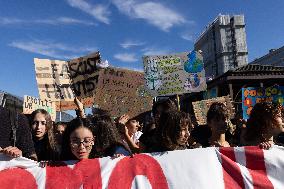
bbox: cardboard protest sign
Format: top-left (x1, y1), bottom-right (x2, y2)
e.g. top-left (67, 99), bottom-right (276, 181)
top-left (192, 95), bottom-right (235, 125)
top-left (23, 95), bottom-right (56, 121)
top-left (143, 51), bottom-right (207, 96)
top-left (242, 86), bottom-right (284, 119)
top-left (34, 58), bottom-right (74, 102)
top-left (34, 52), bottom-right (100, 111)
top-left (94, 67), bottom-right (152, 118)
top-left (68, 52), bottom-right (101, 98)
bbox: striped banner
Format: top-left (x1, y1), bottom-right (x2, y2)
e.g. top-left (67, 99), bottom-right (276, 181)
top-left (0, 146), bottom-right (283, 188)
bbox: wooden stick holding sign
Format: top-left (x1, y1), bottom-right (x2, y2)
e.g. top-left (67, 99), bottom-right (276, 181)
top-left (176, 94), bottom-right (180, 111)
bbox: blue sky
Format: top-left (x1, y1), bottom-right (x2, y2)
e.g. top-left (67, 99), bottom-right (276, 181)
top-left (0, 0), bottom-right (284, 98)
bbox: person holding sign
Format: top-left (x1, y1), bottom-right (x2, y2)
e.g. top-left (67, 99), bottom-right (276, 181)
top-left (30, 109), bottom-right (60, 161)
top-left (61, 118), bottom-right (95, 160)
top-left (207, 102), bottom-right (230, 147)
top-left (242, 102), bottom-right (284, 149)
top-left (117, 114), bottom-right (143, 153)
top-left (74, 97), bottom-right (86, 119)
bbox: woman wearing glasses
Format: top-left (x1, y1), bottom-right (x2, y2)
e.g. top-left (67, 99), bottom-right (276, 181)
top-left (30, 109), bottom-right (60, 161)
top-left (61, 118), bottom-right (95, 160)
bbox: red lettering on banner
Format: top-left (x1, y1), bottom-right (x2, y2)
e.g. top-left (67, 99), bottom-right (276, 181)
top-left (108, 154), bottom-right (169, 189)
top-left (220, 147), bottom-right (245, 189)
top-left (0, 168), bottom-right (37, 189)
top-left (244, 146), bottom-right (273, 189)
top-left (46, 159), bottom-right (102, 189)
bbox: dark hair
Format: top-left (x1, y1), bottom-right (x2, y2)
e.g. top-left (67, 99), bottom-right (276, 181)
top-left (244, 102), bottom-right (282, 142)
top-left (61, 118), bottom-right (94, 160)
top-left (92, 108), bottom-right (111, 120)
top-left (92, 116), bottom-right (131, 157)
top-left (207, 102), bottom-right (229, 123)
top-left (156, 110), bottom-right (191, 150)
top-left (55, 122), bottom-right (67, 128)
top-left (30, 109), bottom-right (59, 160)
top-left (152, 99), bottom-right (177, 117)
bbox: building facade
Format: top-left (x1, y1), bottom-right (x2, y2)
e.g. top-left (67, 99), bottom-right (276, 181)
top-left (206, 64), bottom-right (284, 112)
top-left (0, 90), bottom-right (23, 113)
top-left (195, 15), bottom-right (248, 78)
top-left (250, 46), bottom-right (284, 66)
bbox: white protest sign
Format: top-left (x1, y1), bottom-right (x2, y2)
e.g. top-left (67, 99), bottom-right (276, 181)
top-left (34, 58), bottom-right (74, 102)
top-left (143, 51), bottom-right (207, 96)
top-left (23, 95), bottom-right (56, 121)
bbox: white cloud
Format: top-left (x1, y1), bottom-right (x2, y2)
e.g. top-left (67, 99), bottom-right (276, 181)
top-left (0, 18), bottom-right (23, 25)
top-left (35, 17), bottom-right (96, 26)
top-left (120, 39), bottom-right (145, 49)
top-left (66, 0), bottom-right (111, 24)
top-left (9, 40), bottom-right (97, 60)
top-left (112, 0), bottom-right (186, 31)
top-left (114, 53), bottom-right (138, 62)
top-left (180, 33), bottom-right (194, 41)
top-left (141, 47), bottom-right (170, 56)
top-left (0, 17), bottom-right (95, 26)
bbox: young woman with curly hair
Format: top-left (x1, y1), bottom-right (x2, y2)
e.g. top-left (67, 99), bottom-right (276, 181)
top-left (149, 110), bottom-right (191, 152)
top-left (242, 102), bottom-right (283, 149)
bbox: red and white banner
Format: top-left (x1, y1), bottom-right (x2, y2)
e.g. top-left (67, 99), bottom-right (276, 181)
top-left (0, 146), bottom-right (284, 189)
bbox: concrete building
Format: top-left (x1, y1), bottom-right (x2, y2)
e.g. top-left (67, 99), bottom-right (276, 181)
top-left (0, 90), bottom-right (23, 113)
top-left (195, 14), bottom-right (248, 78)
top-left (250, 46), bottom-right (284, 66)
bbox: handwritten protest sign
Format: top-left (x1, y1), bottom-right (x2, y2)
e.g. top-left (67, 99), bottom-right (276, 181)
top-left (94, 67), bottom-right (152, 118)
top-left (68, 52), bottom-right (101, 98)
top-left (34, 58), bottom-right (74, 102)
top-left (23, 95), bottom-right (56, 121)
top-left (242, 86), bottom-right (284, 119)
top-left (143, 51), bottom-right (207, 96)
top-left (192, 95), bottom-right (235, 125)
top-left (34, 52), bottom-right (100, 111)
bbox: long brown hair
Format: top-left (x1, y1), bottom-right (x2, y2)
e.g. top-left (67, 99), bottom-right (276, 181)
top-left (30, 109), bottom-right (59, 160)
top-left (245, 102), bottom-right (282, 142)
top-left (92, 115), bottom-right (132, 157)
top-left (157, 110), bottom-right (191, 150)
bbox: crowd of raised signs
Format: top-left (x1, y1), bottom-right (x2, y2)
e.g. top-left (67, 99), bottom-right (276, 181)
top-left (0, 96), bottom-right (284, 163)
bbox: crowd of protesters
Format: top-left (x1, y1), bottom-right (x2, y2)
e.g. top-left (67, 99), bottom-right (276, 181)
top-left (0, 97), bottom-right (284, 163)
